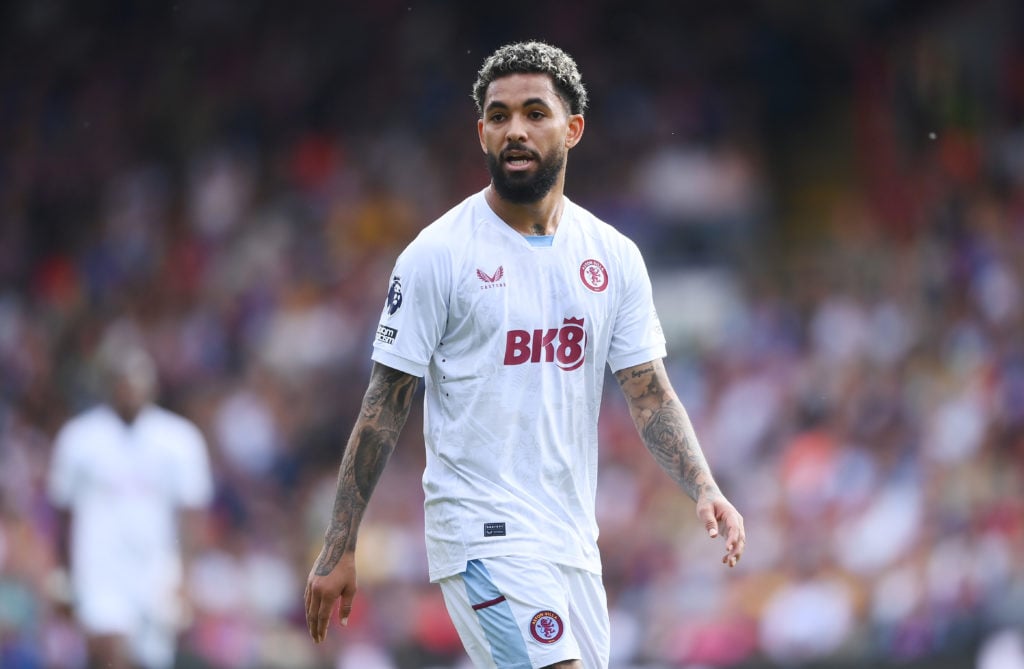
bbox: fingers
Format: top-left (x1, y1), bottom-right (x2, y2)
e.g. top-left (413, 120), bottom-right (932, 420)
top-left (315, 589), bottom-right (335, 642)
top-left (340, 591), bottom-right (353, 627)
top-left (305, 582), bottom-right (322, 642)
top-left (701, 499), bottom-right (746, 569)
top-left (304, 555), bottom-right (357, 643)
top-left (304, 581), bottom-right (311, 638)
top-left (305, 581), bottom-right (357, 643)
top-left (719, 510), bottom-right (746, 569)
top-left (305, 579), bottom-right (336, 643)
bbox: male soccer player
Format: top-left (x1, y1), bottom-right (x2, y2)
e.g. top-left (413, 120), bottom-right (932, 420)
top-left (48, 336), bottom-right (213, 669)
top-left (305, 41), bottom-right (745, 668)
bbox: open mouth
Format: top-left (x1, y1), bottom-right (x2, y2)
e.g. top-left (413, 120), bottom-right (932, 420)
top-left (502, 149), bottom-right (538, 170)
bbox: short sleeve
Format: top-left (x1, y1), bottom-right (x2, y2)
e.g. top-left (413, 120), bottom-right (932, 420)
top-left (607, 240), bottom-right (667, 372)
top-left (371, 234), bottom-right (451, 377)
top-left (47, 423), bottom-right (78, 508)
top-left (174, 420), bottom-right (214, 509)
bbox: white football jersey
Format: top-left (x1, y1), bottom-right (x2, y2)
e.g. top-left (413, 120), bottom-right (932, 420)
top-left (48, 404), bottom-right (214, 619)
top-left (372, 189), bottom-right (666, 581)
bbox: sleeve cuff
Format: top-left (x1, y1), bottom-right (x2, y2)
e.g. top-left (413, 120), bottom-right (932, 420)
top-left (371, 349), bottom-right (428, 378)
top-left (608, 345), bottom-right (667, 374)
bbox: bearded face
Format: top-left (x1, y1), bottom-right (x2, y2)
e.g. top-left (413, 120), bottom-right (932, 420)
top-left (485, 141), bottom-right (566, 205)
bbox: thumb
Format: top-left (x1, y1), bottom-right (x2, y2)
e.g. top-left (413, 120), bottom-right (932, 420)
top-left (698, 504), bottom-right (719, 538)
top-left (339, 593), bottom-right (354, 627)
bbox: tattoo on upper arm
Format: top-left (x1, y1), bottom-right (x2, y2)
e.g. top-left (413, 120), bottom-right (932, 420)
top-left (361, 365), bottom-right (417, 420)
top-left (616, 364), bottom-right (655, 386)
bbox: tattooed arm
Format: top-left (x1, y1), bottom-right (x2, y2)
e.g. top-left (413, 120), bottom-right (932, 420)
top-left (305, 363), bottom-right (419, 642)
top-left (615, 359), bottom-right (745, 567)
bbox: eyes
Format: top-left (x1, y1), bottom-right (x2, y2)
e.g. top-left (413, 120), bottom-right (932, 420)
top-left (487, 109), bottom-right (549, 124)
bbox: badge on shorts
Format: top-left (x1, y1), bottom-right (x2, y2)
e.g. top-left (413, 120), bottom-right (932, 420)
top-left (530, 610), bottom-right (564, 644)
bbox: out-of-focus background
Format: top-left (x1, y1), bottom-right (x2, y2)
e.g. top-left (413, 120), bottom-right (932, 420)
top-left (1, 1), bottom-right (1023, 667)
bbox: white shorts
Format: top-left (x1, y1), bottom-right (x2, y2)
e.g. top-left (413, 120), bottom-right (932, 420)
top-left (438, 556), bottom-right (610, 669)
top-left (75, 579), bottom-right (178, 669)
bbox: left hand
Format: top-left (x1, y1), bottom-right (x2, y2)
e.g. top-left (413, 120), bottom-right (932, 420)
top-left (696, 491), bottom-right (745, 568)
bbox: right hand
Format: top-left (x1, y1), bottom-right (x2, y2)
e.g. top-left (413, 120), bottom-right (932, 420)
top-left (304, 550), bottom-right (357, 643)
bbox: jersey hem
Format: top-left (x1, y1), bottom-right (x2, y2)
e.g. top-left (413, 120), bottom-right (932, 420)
top-left (428, 547), bottom-right (603, 583)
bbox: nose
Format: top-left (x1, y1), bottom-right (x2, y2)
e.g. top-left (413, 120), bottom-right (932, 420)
top-left (506, 114), bottom-right (528, 143)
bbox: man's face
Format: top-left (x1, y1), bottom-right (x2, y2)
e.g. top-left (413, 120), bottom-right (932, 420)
top-left (477, 73), bottom-right (584, 204)
top-left (107, 350), bottom-right (157, 421)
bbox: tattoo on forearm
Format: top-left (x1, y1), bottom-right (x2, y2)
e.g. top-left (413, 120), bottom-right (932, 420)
top-left (353, 425), bottom-right (395, 500)
top-left (616, 363), bottom-right (720, 502)
top-left (314, 366), bottom-right (417, 576)
top-left (643, 401), bottom-right (715, 499)
top-left (317, 487), bottom-right (360, 575)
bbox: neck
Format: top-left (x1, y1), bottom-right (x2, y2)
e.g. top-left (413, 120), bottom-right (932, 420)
top-left (112, 404), bottom-right (144, 425)
top-left (485, 184), bottom-right (565, 236)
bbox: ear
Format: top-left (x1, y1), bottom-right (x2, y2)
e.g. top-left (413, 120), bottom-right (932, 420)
top-left (477, 118), bottom-right (487, 153)
top-left (565, 114), bottom-right (585, 149)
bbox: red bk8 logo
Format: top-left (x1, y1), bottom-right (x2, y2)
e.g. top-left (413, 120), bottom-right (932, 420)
top-left (503, 317), bottom-right (587, 371)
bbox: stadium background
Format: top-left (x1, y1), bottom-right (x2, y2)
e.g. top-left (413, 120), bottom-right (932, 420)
top-left (1, 0), bottom-right (1023, 667)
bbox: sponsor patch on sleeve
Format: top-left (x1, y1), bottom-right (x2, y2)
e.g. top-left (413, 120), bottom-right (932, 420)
top-left (376, 324), bottom-right (397, 345)
top-left (385, 275), bottom-right (403, 317)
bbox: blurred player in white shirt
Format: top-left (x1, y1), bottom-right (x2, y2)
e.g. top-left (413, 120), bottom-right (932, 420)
top-left (48, 337), bottom-right (213, 669)
top-left (306, 41), bottom-right (745, 669)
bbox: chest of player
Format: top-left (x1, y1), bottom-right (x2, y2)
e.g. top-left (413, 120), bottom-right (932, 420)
top-left (78, 419), bottom-right (182, 500)
top-left (447, 241), bottom-right (618, 363)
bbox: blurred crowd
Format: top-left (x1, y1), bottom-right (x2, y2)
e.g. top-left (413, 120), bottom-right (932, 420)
top-left (1, 1), bottom-right (1023, 667)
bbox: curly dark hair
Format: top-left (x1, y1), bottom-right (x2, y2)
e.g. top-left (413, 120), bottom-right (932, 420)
top-left (472, 41), bottom-right (588, 117)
